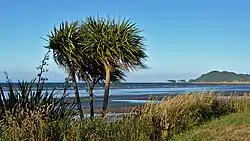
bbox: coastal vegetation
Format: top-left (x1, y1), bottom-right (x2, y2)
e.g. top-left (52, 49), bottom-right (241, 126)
top-left (45, 16), bottom-right (147, 118)
top-left (1, 15), bottom-right (250, 141)
top-left (190, 70), bottom-right (250, 83)
top-left (1, 55), bottom-right (250, 140)
top-left (173, 109), bottom-right (250, 141)
top-left (1, 75), bottom-right (250, 141)
top-left (1, 58), bottom-right (250, 140)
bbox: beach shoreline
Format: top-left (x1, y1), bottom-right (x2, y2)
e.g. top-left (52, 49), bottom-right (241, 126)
top-left (190, 82), bottom-right (250, 84)
top-left (79, 91), bottom-right (250, 114)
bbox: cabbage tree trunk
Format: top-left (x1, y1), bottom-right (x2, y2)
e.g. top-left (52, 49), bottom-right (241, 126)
top-left (69, 68), bottom-right (84, 119)
top-left (102, 65), bottom-right (111, 116)
top-left (89, 83), bottom-right (95, 119)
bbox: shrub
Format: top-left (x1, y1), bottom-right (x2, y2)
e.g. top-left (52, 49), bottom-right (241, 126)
top-left (0, 50), bottom-right (75, 121)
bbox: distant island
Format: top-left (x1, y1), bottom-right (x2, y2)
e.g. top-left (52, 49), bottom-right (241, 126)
top-left (189, 71), bottom-right (250, 84)
top-left (167, 80), bottom-right (187, 83)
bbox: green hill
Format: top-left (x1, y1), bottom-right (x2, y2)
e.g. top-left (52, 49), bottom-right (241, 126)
top-left (189, 71), bottom-right (250, 82)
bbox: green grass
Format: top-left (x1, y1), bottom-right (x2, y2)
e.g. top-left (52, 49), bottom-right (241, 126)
top-left (172, 109), bottom-right (250, 141)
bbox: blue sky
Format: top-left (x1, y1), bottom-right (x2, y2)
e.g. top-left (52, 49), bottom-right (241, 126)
top-left (0, 0), bottom-right (250, 82)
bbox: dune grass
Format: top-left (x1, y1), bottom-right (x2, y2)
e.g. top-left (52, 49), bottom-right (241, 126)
top-left (1, 92), bottom-right (250, 141)
top-left (172, 109), bottom-right (250, 141)
top-left (138, 93), bottom-right (250, 140)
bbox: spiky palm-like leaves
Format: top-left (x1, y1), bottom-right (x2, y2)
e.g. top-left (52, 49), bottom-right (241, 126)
top-left (45, 17), bottom-right (147, 118)
top-left (0, 51), bottom-right (74, 121)
top-left (46, 20), bottom-right (128, 119)
top-left (82, 16), bottom-right (148, 114)
top-left (45, 21), bottom-right (84, 118)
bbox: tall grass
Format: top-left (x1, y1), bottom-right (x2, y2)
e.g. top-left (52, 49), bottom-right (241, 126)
top-left (1, 91), bottom-right (250, 141)
top-left (139, 93), bottom-right (234, 140)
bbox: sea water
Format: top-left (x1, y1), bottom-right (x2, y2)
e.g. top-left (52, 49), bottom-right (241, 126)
top-left (2, 83), bottom-right (250, 107)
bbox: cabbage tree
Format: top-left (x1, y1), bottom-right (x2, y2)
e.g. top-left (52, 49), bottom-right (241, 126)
top-left (82, 16), bottom-right (148, 115)
top-left (45, 21), bottom-right (84, 118)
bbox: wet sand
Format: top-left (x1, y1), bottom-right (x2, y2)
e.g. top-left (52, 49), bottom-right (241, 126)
top-left (79, 91), bottom-right (250, 113)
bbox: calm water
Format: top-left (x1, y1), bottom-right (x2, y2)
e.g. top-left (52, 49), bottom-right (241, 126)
top-left (2, 83), bottom-right (250, 107)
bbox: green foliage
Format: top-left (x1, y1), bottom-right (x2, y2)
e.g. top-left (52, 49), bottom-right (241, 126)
top-left (190, 70), bottom-right (250, 82)
top-left (0, 50), bottom-right (75, 121)
top-left (45, 21), bottom-right (85, 118)
top-left (81, 16), bottom-right (148, 114)
top-left (45, 16), bottom-right (149, 117)
top-left (45, 20), bottom-right (129, 118)
top-left (81, 16), bottom-right (148, 70)
top-left (45, 21), bottom-right (82, 69)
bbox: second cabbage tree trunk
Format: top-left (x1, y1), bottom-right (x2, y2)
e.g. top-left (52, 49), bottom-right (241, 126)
top-left (69, 68), bottom-right (84, 119)
top-left (89, 83), bottom-right (95, 119)
top-left (102, 65), bottom-right (111, 116)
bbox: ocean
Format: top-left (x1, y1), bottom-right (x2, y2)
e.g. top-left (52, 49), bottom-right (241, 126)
top-left (2, 83), bottom-right (250, 110)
